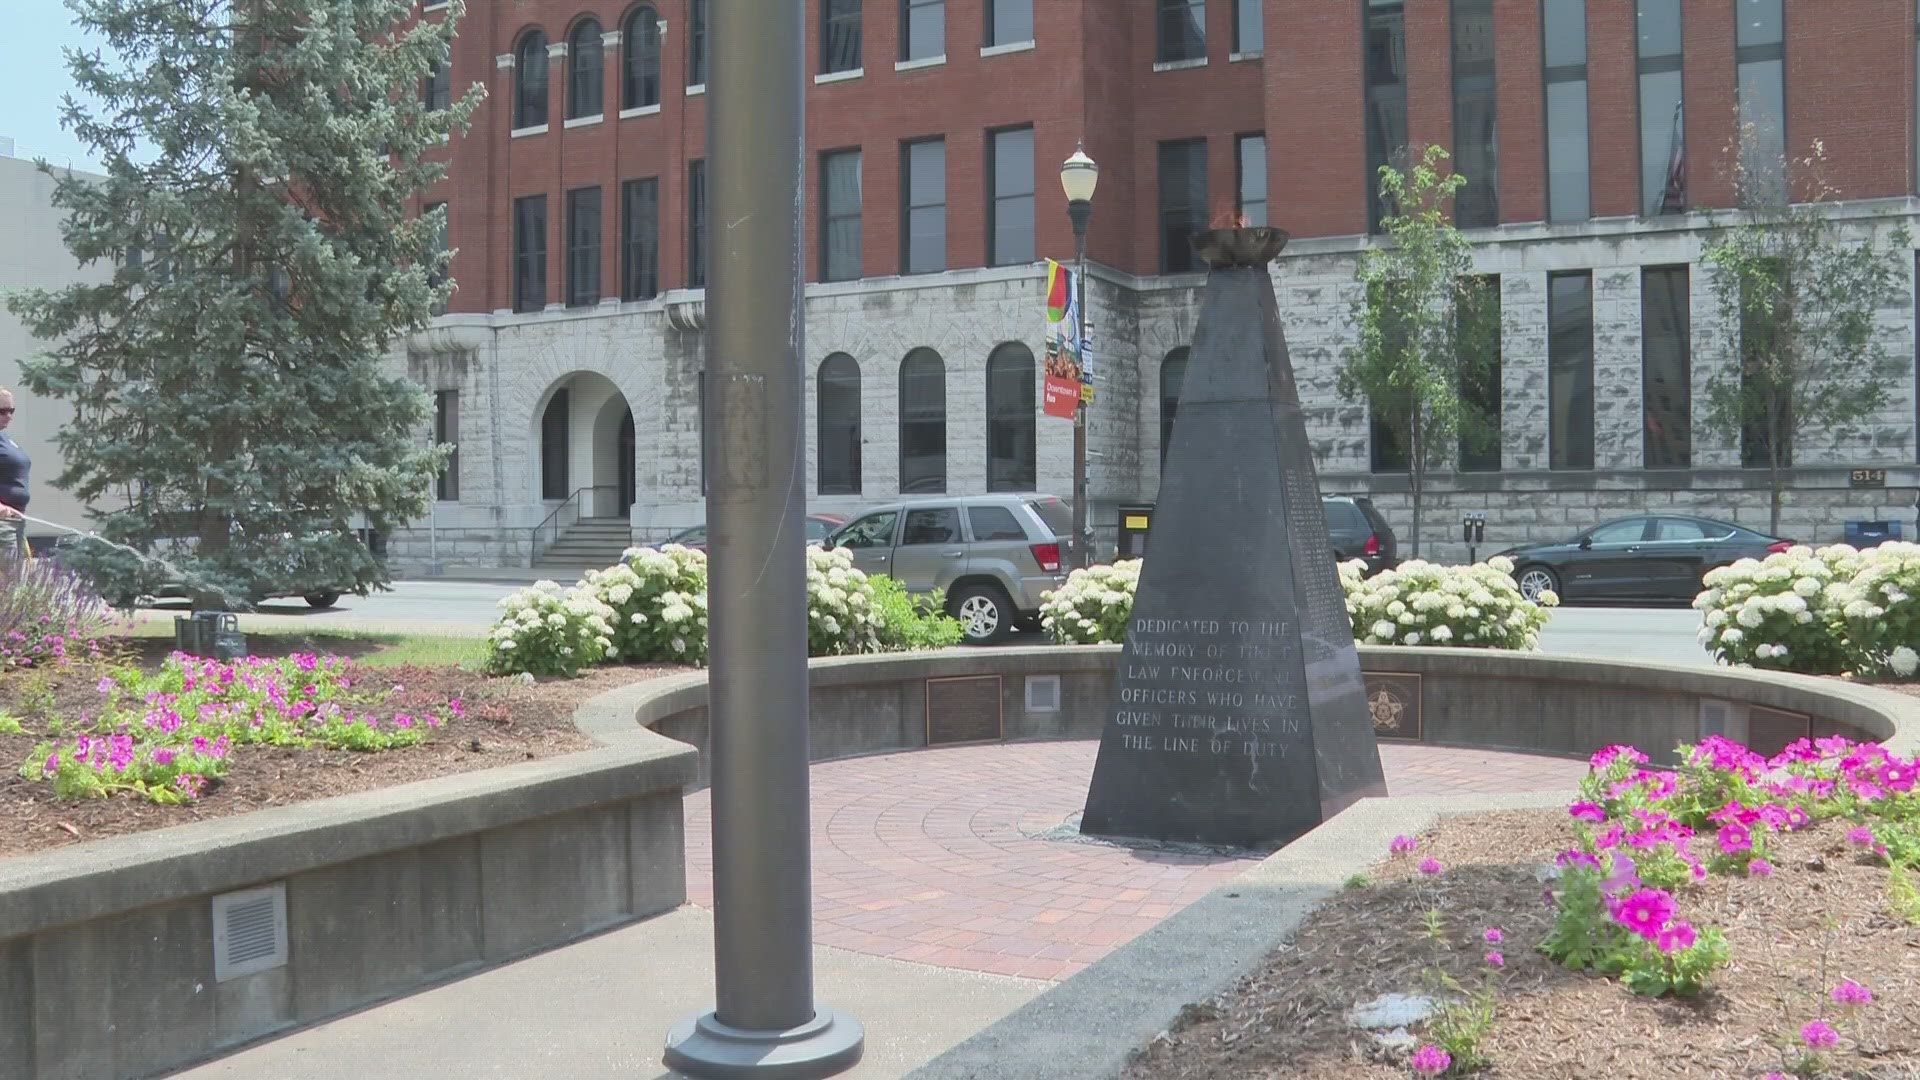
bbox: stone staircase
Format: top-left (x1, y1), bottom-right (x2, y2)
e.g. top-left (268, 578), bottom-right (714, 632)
top-left (533, 518), bottom-right (633, 570)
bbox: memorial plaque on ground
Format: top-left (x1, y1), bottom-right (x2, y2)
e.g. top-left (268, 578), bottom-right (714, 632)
top-left (926, 675), bottom-right (1004, 745)
top-left (1080, 227), bottom-right (1388, 850)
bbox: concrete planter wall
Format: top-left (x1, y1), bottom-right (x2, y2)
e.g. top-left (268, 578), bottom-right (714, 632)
top-left (0, 715), bottom-right (695, 1080)
top-left (635, 645), bottom-right (1919, 784)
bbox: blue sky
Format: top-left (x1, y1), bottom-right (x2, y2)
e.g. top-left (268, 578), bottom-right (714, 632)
top-left (3, 1), bottom-right (111, 170)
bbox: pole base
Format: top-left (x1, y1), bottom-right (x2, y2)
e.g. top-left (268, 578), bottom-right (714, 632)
top-left (663, 1007), bottom-right (865, 1079)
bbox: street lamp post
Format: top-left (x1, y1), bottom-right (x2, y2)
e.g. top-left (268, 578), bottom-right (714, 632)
top-left (662, 1), bottom-right (864, 1076)
top-left (1060, 145), bottom-right (1099, 569)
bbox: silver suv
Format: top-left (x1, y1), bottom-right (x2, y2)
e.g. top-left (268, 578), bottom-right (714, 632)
top-left (824, 494), bottom-right (1073, 644)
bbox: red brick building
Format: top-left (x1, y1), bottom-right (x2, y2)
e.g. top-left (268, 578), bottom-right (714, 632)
top-left (393, 0), bottom-right (1920, 576)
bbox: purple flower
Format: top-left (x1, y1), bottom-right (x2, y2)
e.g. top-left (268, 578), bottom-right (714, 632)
top-left (1848, 825), bottom-right (1876, 847)
top-left (96, 676), bottom-right (114, 694)
top-left (1601, 853), bottom-right (1641, 895)
top-left (1568, 801), bottom-right (1607, 823)
top-left (1555, 848), bottom-right (1601, 871)
top-left (1717, 823), bottom-right (1753, 855)
top-left (1390, 834), bottom-right (1418, 855)
top-left (1748, 858), bottom-right (1774, 878)
top-left (1831, 979), bottom-right (1873, 1007)
top-left (1484, 950), bottom-right (1504, 968)
top-left (1655, 920), bottom-right (1696, 955)
top-left (1417, 857), bottom-right (1444, 876)
top-left (1410, 1044), bottom-right (1451, 1077)
top-left (1482, 927), bottom-right (1504, 945)
top-left (1612, 888), bottom-right (1676, 941)
top-left (1801, 1020), bottom-right (1839, 1049)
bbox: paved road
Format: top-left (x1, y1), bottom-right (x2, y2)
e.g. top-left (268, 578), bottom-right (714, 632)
top-left (133, 577), bottom-right (1718, 665)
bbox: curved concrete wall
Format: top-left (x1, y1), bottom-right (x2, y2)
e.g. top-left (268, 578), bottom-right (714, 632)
top-left (636, 645), bottom-right (1920, 785)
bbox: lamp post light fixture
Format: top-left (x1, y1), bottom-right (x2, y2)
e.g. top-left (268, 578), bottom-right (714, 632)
top-left (1060, 144), bottom-right (1098, 569)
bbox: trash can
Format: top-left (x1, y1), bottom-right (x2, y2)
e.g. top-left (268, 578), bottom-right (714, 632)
top-left (1843, 520), bottom-right (1902, 548)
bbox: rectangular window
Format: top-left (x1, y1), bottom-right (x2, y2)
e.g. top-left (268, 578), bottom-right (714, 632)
top-left (565, 186), bottom-right (601, 308)
top-left (1548, 270), bottom-right (1595, 470)
top-left (1642, 265), bottom-right (1692, 469)
top-left (1736, 0), bottom-right (1785, 191)
top-left (1364, 0), bottom-right (1408, 232)
top-left (987, 126), bottom-right (1034, 266)
top-left (1158, 138), bottom-right (1208, 273)
top-left (1234, 0), bottom-right (1263, 53)
top-left (422, 61), bottom-right (450, 111)
top-left (512, 194), bottom-right (547, 313)
top-left (621, 178), bottom-right (659, 301)
top-left (902, 138), bottom-right (946, 274)
top-left (821, 149), bottom-right (863, 282)
top-left (1236, 134), bottom-right (1267, 227)
top-left (903, 0), bottom-right (944, 60)
top-left (689, 0), bottom-right (707, 86)
top-left (1451, 0), bottom-right (1499, 228)
top-left (687, 159), bottom-right (707, 289)
top-left (1543, 0), bottom-right (1590, 223)
top-left (1457, 275), bottom-right (1503, 472)
top-left (1157, 0), bottom-right (1207, 62)
top-left (434, 390), bottom-right (460, 501)
top-left (822, 0), bottom-right (863, 73)
top-left (986, 0), bottom-right (1033, 45)
top-left (424, 200), bottom-right (449, 315)
top-left (1637, 0), bottom-right (1685, 214)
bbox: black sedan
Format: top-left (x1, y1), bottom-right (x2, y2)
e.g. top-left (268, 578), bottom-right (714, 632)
top-left (1496, 514), bottom-right (1793, 603)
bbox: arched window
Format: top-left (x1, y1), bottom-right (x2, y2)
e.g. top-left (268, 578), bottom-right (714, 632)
top-left (567, 19), bottom-right (604, 120)
top-left (817, 353), bottom-right (862, 495)
top-left (985, 343), bottom-right (1036, 492)
top-left (1159, 346), bottom-right (1189, 467)
top-left (899, 348), bottom-right (946, 494)
top-left (513, 29), bottom-right (549, 129)
top-left (622, 6), bottom-right (663, 109)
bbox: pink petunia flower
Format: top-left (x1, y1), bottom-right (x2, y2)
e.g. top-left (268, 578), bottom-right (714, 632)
top-left (1847, 825), bottom-right (1876, 847)
top-left (1831, 979), bottom-right (1873, 1007)
top-left (1484, 950), bottom-right (1504, 968)
top-left (1612, 888), bottom-right (1676, 941)
top-left (1389, 834), bottom-right (1418, 855)
top-left (1801, 1020), bottom-right (1839, 1049)
top-left (1483, 927), bottom-right (1504, 944)
top-left (1417, 857), bottom-right (1444, 876)
top-left (1655, 920), bottom-right (1696, 955)
top-left (1568, 801), bottom-right (1607, 823)
top-left (1748, 858), bottom-right (1774, 878)
top-left (1409, 1044), bottom-right (1451, 1077)
top-left (1717, 823), bottom-right (1753, 855)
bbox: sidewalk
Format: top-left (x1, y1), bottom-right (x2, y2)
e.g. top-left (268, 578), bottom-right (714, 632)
top-left (393, 564), bottom-right (599, 586)
top-left (168, 905), bottom-right (1046, 1080)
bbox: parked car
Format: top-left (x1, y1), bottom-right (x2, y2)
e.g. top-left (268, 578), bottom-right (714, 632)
top-left (1494, 514), bottom-right (1794, 604)
top-left (1323, 495), bottom-right (1399, 576)
top-left (823, 494), bottom-right (1073, 645)
top-left (668, 513), bottom-right (847, 552)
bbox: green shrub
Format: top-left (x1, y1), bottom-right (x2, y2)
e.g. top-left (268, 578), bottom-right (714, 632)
top-left (870, 577), bottom-right (964, 651)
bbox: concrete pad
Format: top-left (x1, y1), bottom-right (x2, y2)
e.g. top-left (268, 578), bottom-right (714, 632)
top-left (167, 905), bottom-right (1046, 1080)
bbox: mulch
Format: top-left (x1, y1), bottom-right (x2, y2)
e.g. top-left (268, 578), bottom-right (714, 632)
top-left (0, 646), bottom-right (685, 860)
top-left (1123, 809), bottom-right (1920, 1080)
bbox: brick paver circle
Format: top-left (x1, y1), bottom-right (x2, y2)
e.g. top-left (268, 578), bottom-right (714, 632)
top-left (682, 740), bottom-right (1587, 982)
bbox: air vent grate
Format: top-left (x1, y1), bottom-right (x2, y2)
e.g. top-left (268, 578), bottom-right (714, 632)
top-left (212, 883), bottom-right (288, 983)
top-left (1698, 700), bottom-right (1733, 738)
top-left (1025, 675), bottom-right (1062, 713)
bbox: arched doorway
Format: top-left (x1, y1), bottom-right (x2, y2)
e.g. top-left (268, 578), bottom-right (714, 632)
top-left (533, 372), bottom-right (635, 519)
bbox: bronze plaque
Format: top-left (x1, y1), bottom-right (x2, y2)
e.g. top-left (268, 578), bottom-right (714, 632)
top-left (1362, 672), bottom-right (1423, 742)
top-left (926, 675), bottom-right (1004, 746)
top-left (1748, 704), bottom-right (1811, 759)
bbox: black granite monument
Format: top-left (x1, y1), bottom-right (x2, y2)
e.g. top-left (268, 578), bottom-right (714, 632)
top-left (1079, 226), bottom-right (1389, 850)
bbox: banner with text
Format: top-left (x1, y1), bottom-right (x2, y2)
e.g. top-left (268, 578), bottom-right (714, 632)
top-left (1044, 260), bottom-right (1084, 419)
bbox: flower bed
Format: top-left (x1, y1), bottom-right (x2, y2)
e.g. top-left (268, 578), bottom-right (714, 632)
top-left (1041, 557), bottom-right (1557, 650)
top-left (1696, 542), bottom-right (1920, 677)
top-left (1125, 734), bottom-right (1920, 1079)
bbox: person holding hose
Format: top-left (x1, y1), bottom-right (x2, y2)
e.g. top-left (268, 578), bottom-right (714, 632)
top-left (0, 388), bottom-right (32, 555)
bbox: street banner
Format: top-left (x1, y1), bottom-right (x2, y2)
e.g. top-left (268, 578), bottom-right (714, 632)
top-left (1043, 260), bottom-right (1081, 419)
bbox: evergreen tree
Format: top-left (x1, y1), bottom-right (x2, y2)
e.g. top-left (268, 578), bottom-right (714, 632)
top-left (6, 0), bottom-right (482, 606)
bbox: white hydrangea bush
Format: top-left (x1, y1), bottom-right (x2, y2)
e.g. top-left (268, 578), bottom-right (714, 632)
top-left (805, 546), bottom-right (886, 656)
top-left (1692, 545), bottom-right (1852, 674)
top-left (1344, 556), bottom-right (1557, 650)
top-left (1039, 560), bottom-right (1142, 644)
top-left (587, 544), bottom-right (711, 665)
top-left (484, 580), bottom-right (617, 678)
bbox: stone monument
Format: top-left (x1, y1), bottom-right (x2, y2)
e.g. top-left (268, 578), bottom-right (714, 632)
top-left (1079, 226), bottom-right (1389, 850)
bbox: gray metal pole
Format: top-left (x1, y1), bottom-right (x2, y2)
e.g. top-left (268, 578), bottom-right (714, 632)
top-left (1067, 201), bottom-right (1092, 569)
top-left (663, 0), bottom-right (863, 1075)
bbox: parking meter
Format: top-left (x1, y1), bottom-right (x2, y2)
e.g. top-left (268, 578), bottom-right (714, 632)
top-left (1461, 512), bottom-right (1487, 563)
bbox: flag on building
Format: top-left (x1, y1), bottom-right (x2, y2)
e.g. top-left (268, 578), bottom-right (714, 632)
top-left (1043, 259), bottom-right (1082, 419)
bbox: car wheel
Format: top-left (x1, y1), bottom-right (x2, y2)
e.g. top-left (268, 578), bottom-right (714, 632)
top-left (1515, 565), bottom-right (1560, 603)
top-left (950, 585), bottom-right (1014, 645)
top-left (304, 591), bottom-right (341, 610)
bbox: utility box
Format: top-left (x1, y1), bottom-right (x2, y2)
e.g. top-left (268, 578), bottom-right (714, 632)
top-left (1843, 520), bottom-right (1902, 548)
top-left (1117, 504), bottom-right (1154, 560)
top-left (174, 611), bottom-right (247, 660)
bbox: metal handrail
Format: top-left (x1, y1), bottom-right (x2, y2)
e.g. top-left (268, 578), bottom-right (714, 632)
top-left (530, 485), bottom-right (622, 562)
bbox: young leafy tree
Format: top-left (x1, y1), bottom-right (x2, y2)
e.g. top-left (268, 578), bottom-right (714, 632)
top-left (6, 0), bottom-right (482, 606)
top-left (1339, 144), bottom-right (1495, 558)
top-left (1701, 130), bottom-right (1912, 537)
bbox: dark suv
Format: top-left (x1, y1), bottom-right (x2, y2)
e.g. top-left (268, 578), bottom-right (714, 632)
top-left (1323, 495), bottom-right (1398, 576)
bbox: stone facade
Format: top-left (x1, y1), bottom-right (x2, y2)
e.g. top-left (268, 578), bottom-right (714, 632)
top-left (386, 202), bottom-right (1920, 574)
